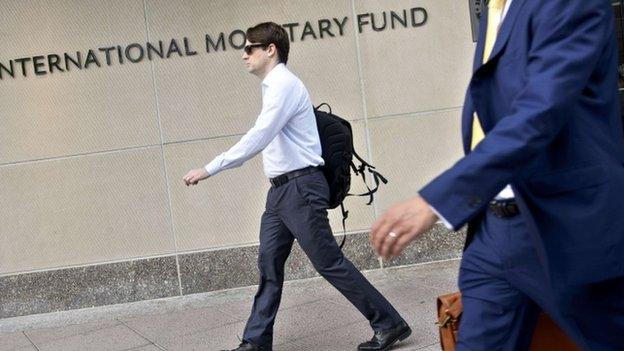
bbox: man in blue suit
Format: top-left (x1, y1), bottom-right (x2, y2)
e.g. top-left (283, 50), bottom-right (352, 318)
top-left (371, 0), bottom-right (624, 349)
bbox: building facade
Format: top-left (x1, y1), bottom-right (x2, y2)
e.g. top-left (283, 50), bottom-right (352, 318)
top-left (2, 0), bottom-right (621, 319)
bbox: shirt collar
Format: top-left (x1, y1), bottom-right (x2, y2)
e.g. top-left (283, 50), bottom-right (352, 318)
top-left (262, 63), bottom-right (286, 87)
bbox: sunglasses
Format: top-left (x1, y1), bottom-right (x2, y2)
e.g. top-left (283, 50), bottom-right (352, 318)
top-left (243, 43), bottom-right (267, 55)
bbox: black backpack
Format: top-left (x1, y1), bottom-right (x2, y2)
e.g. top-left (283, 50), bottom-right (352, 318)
top-left (314, 103), bottom-right (388, 247)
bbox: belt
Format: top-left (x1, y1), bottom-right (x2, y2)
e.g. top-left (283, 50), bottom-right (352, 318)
top-left (269, 166), bottom-right (318, 187)
top-left (488, 199), bottom-right (519, 218)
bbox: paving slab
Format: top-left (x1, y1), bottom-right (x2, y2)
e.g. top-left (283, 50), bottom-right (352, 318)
top-left (121, 306), bottom-right (242, 345)
top-left (0, 331), bottom-right (36, 351)
top-left (160, 320), bottom-right (246, 351)
top-left (23, 320), bottom-right (148, 351)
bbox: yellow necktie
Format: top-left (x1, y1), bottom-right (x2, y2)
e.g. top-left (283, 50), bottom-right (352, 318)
top-left (471, 0), bottom-right (507, 150)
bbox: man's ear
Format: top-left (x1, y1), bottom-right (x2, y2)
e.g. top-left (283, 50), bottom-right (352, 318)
top-left (267, 43), bottom-right (277, 58)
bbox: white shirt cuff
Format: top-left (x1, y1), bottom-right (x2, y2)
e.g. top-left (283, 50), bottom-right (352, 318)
top-left (204, 163), bottom-right (218, 177)
top-left (429, 205), bottom-right (454, 230)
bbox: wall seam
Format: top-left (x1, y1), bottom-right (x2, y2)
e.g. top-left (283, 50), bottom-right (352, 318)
top-left (349, 0), bottom-right (383, 269)
top-left (141, 0), bottom-right (184, 296)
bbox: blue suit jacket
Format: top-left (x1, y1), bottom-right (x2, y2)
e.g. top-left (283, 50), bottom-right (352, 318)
top-left (420, 0), bottom-right (624, 291)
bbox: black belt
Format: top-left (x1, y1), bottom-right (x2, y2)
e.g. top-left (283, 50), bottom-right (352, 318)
top-left (488, 199), bottom-right (520, 218)
top-left (269, 166), bottom-right (318, 187)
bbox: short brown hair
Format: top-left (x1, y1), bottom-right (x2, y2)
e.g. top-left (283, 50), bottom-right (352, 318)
top-left (246, 22), bottom-right (290, 64)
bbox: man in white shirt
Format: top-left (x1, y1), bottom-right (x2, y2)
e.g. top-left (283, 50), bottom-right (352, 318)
top-left (183, 22), bottom-right (409, 351)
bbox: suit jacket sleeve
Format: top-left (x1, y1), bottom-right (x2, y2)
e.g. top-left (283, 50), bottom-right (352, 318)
top-left (419, 0), bottom-right (611, 229)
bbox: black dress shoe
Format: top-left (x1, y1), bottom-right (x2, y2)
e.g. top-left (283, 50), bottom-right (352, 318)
top-left (358, 321), bottom-right (412, 351)
top-left (222, 341), bottom-right (263, 351)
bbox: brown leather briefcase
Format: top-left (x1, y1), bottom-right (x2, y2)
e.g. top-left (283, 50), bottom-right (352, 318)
top-left (436, 292), bottom-right (462, 351)
top-left (436, 292), bottom-right (581, 351)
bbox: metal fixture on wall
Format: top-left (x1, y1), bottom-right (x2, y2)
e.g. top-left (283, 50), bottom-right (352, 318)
top-left (468, 0), bottom-right (485, 42)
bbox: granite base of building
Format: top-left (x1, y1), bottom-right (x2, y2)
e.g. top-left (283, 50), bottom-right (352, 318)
top-left (0, 224), bottom-right (465, 319)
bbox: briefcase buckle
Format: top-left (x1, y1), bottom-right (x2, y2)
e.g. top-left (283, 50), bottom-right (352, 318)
top-left (436, 314), bottom-right (456, 329)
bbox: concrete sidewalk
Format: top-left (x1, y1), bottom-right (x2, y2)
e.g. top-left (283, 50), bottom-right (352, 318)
top-left (0, 259), bottom-right (460, 351)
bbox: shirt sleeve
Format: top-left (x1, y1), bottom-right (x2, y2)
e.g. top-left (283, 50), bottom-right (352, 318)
top-left (205, 82), bottom-right (298, 177)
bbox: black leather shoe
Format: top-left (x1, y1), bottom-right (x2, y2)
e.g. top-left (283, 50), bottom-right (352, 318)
top-left (222, 341), bottom-right (263, 351)
top-left (357, 321), bottom-right (412, 351)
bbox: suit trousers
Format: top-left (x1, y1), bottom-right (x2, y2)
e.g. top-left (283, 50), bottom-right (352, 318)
top-left (242, 170), bottom-right (403, 347)
top-left (457, 208), bottom-right (624, 351)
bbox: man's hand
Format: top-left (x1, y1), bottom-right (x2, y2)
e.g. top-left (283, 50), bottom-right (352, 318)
top-left (183, 168), bottom-right (210, 186)
top-left (371, 195), bottom-right (439, 258)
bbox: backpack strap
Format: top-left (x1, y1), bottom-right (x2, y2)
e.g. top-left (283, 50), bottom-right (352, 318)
top-left (348, 151), bottom-right (389, 205)
top-left (338, 202), bottom-right (348, 249)
top-left (351, 161), bottom-right (373, 202)
top-left (315, 103), bottom-right (332, 114)
top-left (337, 165), bottom-right (387, 250)
top-left (352, 150), bottom-right (367, 165)
top-left (350, 151), bottom-right (375, 204)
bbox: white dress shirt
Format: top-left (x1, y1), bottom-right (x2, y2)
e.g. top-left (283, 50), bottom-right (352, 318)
top-left (205, 63), bottom-right (324, 179)
top-left (503, 0), bottom-right (512, 20)
top-left (433, 0), bottom-right (514, 229)
top-left (494, 0), bottom-right (514, 200)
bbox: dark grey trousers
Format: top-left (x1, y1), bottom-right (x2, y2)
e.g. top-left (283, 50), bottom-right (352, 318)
top-left (242, 170), bottom-right (404, 347)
